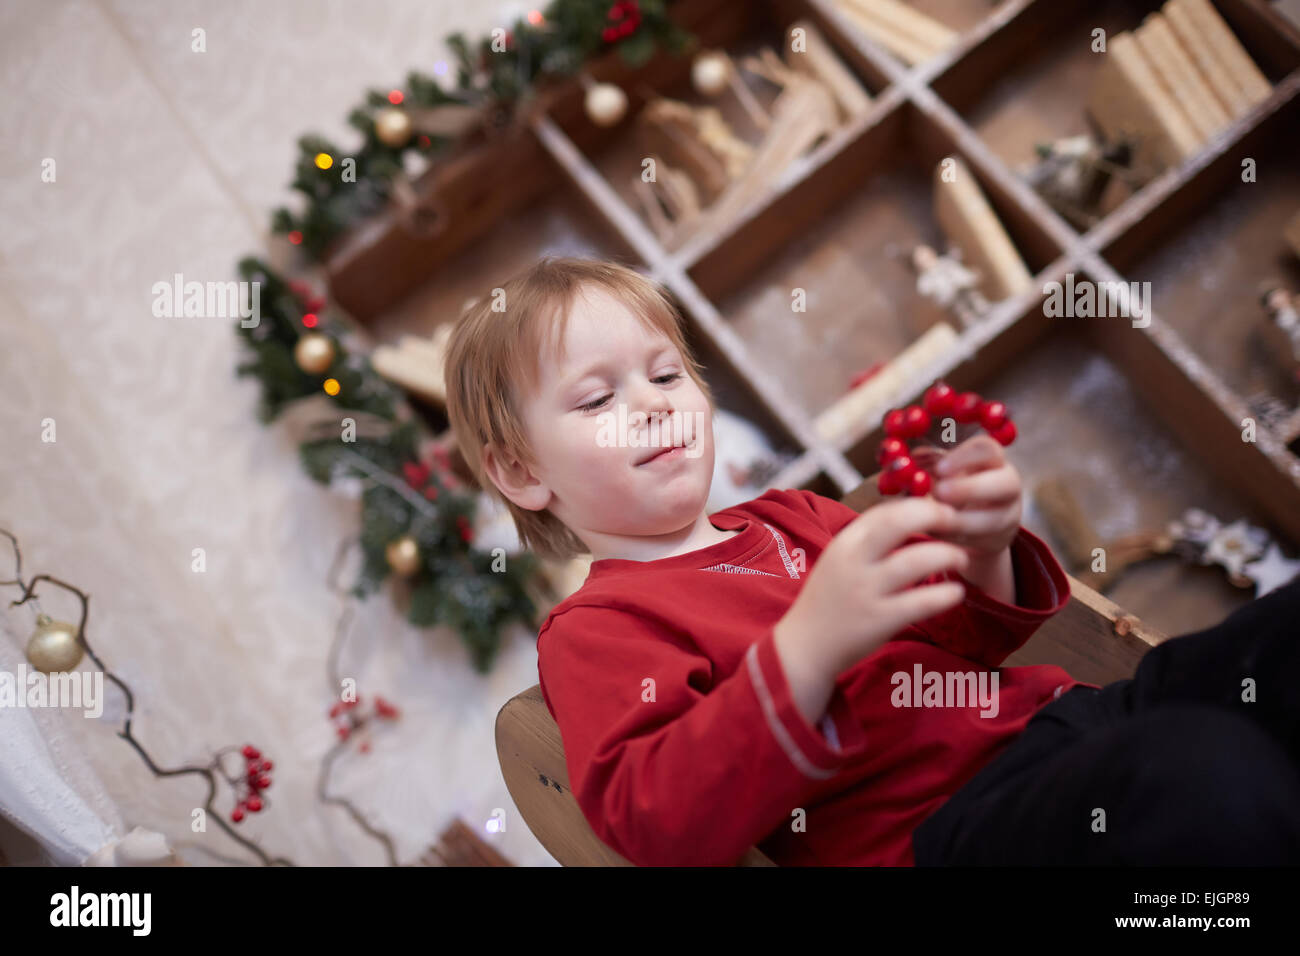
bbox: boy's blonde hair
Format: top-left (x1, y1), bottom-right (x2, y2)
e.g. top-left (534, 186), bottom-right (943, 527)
top-left (443, 256), bottom-right (715, 561)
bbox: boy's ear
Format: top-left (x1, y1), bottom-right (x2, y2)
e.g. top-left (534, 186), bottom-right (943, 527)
top-left (481, 442), bottom-right (550, 512)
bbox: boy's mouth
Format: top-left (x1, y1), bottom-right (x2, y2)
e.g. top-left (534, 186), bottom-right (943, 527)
top-left (635, 439), bottom-right (697, 466)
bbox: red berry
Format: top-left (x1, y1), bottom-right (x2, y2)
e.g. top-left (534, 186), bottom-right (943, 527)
top-left (884, 408), bottom-right (908, 437)
top-left (241, 745), bottom-right (260, 760)
top-left (877, 437), bottom-right (907, 464)
top-left (953, 392), bottom-right (982, 423)
top-left (923, 382), bottom-right (957, 417)
top-left (231, 807), bottom-right (245, 823)
top-left (258, 776), bottom-right (272, 790)
top-left (260, 760), bottom-right (273, 772)
top-left (990, 420), bottom-right (1017, 445)
top-left (246, 796), bottom-right (263, 813)
top-left (907, 470), bottom-right (933, 497)
top-left (602, 26), bottom-right (617, 41)
top-left (890, 455), bottom-right (917, 485)
top-left (902, 405), bottom-right (931, 438)
top-left (979, 401), bottom-right (1008, 431)
top-left (877, 470), bottom-right (899, 495)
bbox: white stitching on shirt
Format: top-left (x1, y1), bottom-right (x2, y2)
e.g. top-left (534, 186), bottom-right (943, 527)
top-left (746, 644), bottom-right (836, 780)
top-left (701, 562), bottom-right (780, 577)
top-left (763, 523), bottom-right (800, 579)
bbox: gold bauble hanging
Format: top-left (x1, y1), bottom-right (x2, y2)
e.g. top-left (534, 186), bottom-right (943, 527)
top-left (374, 106), bottom-right (414, 148)
top-left (385, 535), bottom-right (422, 577)
top-left (691, 51), bottom-right (730, 97)
top-left (294, 333), bottom-right (336, 375)
top-left (584, 83), bottom-right (628, 127)
top-left (26, 613), bottom-right (84, 674)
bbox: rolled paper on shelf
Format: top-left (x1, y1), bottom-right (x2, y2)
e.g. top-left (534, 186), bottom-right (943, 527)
top-left (1086, 31), bottom-right (1203, 173)
top-left (837, 0), bottom-right (956, 63)
top-left (833, 0), bottom-right (946, 66)
top-left (1162, 0), bottom-right (1249, 116)
top-left (1169, 0), bottom-right (1271, 107)
top-left (813, 321), bottom-right (959, 446)
top-left (1135, 13), bottom-right (1232, 141)
top-left (932, 155), bottom-right (1033, 301)
top-left (784, 19), bottom-right (873, 121)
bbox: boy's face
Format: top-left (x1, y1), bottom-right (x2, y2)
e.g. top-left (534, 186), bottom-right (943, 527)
top-left (497, 285), bottom-right (716, 545)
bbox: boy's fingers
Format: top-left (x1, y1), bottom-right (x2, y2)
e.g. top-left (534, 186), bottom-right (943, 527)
top-left (875, 581), bottom-right (967, 635)
top-left (852, 497), bottom-right (960, 560)
top-left (933, 468), bottom-right (1020, 506)
top-left (937, 504), bottom-right (1020, 538)
top-left (936, 434), bottom-right (1003, 476)
top-left (874, 541), bottom-right (970, 594)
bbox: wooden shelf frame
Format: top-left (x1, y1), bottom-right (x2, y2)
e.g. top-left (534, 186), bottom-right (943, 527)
top-left (520, 0), bottom-right (1300, 517)
top-left (325, 0), bottom-right (1300, 569)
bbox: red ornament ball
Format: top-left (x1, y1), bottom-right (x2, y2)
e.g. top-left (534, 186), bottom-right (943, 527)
top-left (906, 469), bottom-right (932, 497)
top-left (990, 420), bottom-right (1017, 445)
top-left (923, 382), bottom-right (957, 417)
top-left (979, 400), bottom-right (1009, 430)
top-left (952, 391), bottom-right (983, 423)
top-left (884, 408), bottom-right (908, 438)
top-left (877, 437), bottom-right (907, 464)
top-left (902, 405), bottom-right (931, 438)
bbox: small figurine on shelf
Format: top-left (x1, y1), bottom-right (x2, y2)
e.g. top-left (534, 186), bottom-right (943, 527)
top-left (1021, 134), bottom-right (1137, 230)
top-left (1259, 283), bottom-right (1300, 382)
top-left (1165, 507), bottom-right (1300, 595)
top-left (911, 244), bottom-right (990, 329)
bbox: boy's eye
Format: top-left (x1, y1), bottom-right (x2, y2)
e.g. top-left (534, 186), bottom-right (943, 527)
top-left (577, 373), bottom-right (681, 413)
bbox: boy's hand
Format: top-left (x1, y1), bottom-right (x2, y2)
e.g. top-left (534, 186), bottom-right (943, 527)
top-left (924, 435), bottom-right (1023, 556)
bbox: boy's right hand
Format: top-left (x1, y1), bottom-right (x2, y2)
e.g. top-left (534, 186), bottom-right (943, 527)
top-left (776, 496), bottom-right (971, 677)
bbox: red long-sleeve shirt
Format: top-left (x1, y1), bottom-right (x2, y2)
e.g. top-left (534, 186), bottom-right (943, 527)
top-left (535, 487), bottom-right (1094, 866)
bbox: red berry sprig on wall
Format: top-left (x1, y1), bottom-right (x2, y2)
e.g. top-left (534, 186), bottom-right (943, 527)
top-left (230, 745), bottom-right (274, 823)
top-left (328, 694), bottom-right (403, 754)
top-left (602, 1), bottom-right (642, 43)
top-left (876, 381), bottom-right (1017, 497)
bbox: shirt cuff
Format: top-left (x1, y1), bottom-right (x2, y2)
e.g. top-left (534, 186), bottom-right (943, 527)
top-left (961, 525), bottom-right (1071, 623)
top-left (747, 631), bottom-right (869, 780)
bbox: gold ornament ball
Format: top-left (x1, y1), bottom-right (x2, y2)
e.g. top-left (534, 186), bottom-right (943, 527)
top-left (374, 106), bottom-right (413, 148)
top-left (26, 614), bottom-right (84, 674)
top-left (691, 51), bottom-right (730, 97)
top-left (584, 83), bottom-right (628, 128)
top-left (294, 333), bottom-right (336, 375)
top-left (385, 535), bottom-right (422, 577)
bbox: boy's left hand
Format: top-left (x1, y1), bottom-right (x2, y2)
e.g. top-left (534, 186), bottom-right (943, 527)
top-left (922, 435), bottom-right (1022, 556)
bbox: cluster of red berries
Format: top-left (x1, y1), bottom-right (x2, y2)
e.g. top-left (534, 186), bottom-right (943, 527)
top-left (329, 695), bottom-right (401, 753)
top-left (876, 382), bottom-right (1017, 496)
top-left (602, 1), bottom-right (641, 42)
top-left (287, 278), bottom-right (327, 315)
top-left (230, 745), bottom-right (273, 822)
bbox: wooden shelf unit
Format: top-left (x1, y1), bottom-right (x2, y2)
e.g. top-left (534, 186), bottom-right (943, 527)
top-left (325, 0), bottom-right (1300, 636)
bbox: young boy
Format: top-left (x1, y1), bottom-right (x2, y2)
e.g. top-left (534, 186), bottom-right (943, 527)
top-left (445, 256), bottom-right (1300, 866)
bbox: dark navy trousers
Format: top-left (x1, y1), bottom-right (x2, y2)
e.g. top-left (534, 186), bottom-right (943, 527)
top-left (912, 577), bottom-right (1300, 865)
